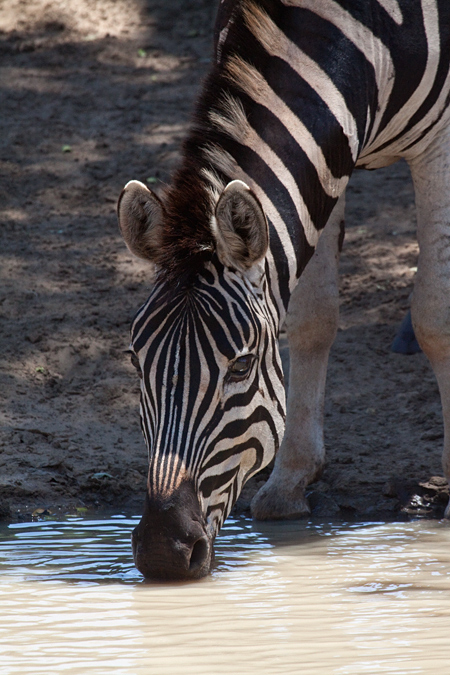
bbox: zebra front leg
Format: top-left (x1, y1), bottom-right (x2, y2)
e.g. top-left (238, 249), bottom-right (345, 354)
top-left (252, 196), bottom-right (345, 519)
top-left (408, 127), bottom-right (450, 517)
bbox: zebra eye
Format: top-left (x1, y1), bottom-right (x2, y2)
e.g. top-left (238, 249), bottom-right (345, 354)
top-left (129, 351), bottom-right (142, 379)
top-left (228, 354), bottom-right (255, 381)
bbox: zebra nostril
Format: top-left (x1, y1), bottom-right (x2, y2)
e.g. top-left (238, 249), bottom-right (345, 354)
top-left (188, 536), bottom-right (209, 572)
top-left (132, 485), bottom-right (213, 579)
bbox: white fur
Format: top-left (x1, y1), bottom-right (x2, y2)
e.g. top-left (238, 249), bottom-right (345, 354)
top-left (243, 2), bottom-right (359, 161)
top-left (225, 55), bottom-right (349, 198)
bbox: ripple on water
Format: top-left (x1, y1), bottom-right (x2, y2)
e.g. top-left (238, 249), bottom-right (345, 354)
top-left (1, 516), bottom-right (450, 674)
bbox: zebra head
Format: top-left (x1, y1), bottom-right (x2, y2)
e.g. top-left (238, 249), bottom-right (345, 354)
top-left (118, 178), bottom-right (286, 579)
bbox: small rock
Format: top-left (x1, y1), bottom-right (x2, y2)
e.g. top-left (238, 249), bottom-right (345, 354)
top-left (308, 491), bottom-right (340, 517)
top-left (32, 508), bottom-right (52, 518)
top-left (25, 332), bottom-right (42, 344)
top-left (419, 476), bottom-right (448, 492)
top-left (90, 472), bottom-right (113, 481)
top-left (428, 475), bottom-right (448, 487)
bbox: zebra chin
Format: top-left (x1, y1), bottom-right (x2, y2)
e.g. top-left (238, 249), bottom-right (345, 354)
top-left (131, 480), bottom-right (214, 580)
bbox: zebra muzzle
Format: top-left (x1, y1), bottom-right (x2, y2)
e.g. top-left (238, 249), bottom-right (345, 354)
top-left (131, 480), bottom-right (213, 580)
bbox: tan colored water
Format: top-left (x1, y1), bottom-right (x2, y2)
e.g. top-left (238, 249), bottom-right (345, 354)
top-left (0, 516), bottom-right (449, 674)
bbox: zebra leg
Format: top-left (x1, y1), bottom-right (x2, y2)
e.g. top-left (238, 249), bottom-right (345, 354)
top-left (252, 196), bottom-right (345, 519)
top-left (408, 126), bottom-right (450, 518)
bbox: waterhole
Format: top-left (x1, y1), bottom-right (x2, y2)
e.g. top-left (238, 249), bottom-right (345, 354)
top-left (1, 515), bottom-right (449, 674)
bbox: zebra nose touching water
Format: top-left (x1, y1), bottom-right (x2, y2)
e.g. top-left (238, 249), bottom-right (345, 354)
top-left (118, 0), bottom-right (450, 580)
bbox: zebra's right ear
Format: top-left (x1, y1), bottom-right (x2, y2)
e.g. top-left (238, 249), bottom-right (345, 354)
top-left (213, 180), bottom-right (268, 271)
top-left (117, 180), bottom-right (164, 261)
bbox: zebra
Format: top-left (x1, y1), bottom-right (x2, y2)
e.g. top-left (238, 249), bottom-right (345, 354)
top-left (118, 0), bottom-right (450, 579)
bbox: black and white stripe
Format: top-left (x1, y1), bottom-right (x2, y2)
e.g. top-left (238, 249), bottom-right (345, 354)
top-left (131, 261), bottom-right (285, 533)
top-left (209, 0), bottom-right (450, 309)
top-left (124, 0), bottom-right (450, 539)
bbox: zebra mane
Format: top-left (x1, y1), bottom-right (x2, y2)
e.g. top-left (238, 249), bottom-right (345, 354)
top-left (155, 157), bottom-right (217, 289)
top-left (155, 90), bottom-right (233, 289)
top-left (154, 0), bottom-right (276, 289)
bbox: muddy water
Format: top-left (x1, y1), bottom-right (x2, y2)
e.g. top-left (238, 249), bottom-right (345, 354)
top-left (0, 516), bottom-right (449, 674)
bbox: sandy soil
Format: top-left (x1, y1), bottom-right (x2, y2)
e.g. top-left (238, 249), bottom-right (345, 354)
top-left (1, 0), bottom-right (448, 522)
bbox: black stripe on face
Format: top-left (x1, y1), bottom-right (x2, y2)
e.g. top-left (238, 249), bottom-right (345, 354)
top-left (139, 310), bottom-right (180, 443)
top-left (147, 306), bottom-right (211, 473)
top-left (194, 311), bottom-right (239, 370)
top-left (202, 404), bottom-right (280, 466)
top-left (131, 283), bottom-right (171, 341)
top-left (221, 380), bottom-right (261, 415)
top-left (215, 272), bottom-right (265, 344)
top-left (260, 331), bottom-right (285, 417)
top-left (193, 268), bottom-right (265, 352)
top-left (137, 263), bottom-right (270, 456)
top-left (161, 315), bottom-right (191, 479)
top-left (151, 307), bottom-right (183, 403)
top-left (200, 466), bottom-right (239, 500)
top-left (135, 294), bottom-right (189, 468)
top-left (133, 290), bottom-right (185, 354)
top-left (193, 289), bottom-right (245, 359)
top-left (172, 305), bottom-right (223, 470)
top-left (205, 500), bottom-right (226, 521)
top-left (187, 307), bottom-right (263, 473)
top-left (140, 387), bottom-right (154, 447)
top-left (201, 437), bottom-right (265, 474)
top-left (179, 309), bottom-right (206, 447)
top-left (131, 253), bottom-right (283, 505)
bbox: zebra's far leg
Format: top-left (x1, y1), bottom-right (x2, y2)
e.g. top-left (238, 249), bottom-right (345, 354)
top-left (408, 126), bottom-right (450, 517)
top-left (252, 195), bottom-right (345, 519)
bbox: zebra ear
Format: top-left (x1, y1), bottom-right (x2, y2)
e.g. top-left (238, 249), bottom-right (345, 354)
top-left (214, 180), bottom-right (268, 270)
top-left (117, 180), bottom-right (164, 261)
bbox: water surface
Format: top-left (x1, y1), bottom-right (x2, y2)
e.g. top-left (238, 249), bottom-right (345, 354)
top-left (1, 515), bottom-right (449, 674)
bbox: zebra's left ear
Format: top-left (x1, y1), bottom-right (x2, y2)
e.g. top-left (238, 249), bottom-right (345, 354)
top-left (213, 180), bottom-right (268, 270)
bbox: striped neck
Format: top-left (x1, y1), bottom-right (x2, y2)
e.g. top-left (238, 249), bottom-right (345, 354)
top-left (162, 0), bottom-right (372, 314)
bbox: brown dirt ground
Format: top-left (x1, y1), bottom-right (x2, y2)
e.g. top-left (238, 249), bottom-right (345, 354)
top-left (1, 0), bottom-right (448, 522)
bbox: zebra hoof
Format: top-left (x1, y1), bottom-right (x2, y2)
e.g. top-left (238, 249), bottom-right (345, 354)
top-left (251, 480), bottom-right (311, 520)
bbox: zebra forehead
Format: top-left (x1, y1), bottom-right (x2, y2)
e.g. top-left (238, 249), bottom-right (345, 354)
top-left (131, 276), bottom-right (261, 357)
